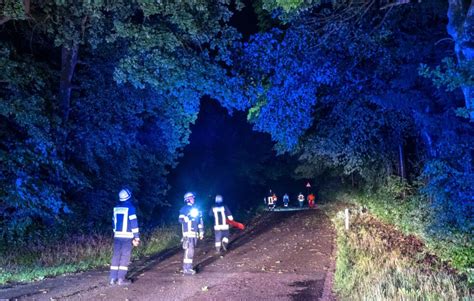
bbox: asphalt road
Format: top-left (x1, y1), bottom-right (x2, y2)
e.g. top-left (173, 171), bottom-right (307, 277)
top-left (0, 209), bottom-right (336, 301)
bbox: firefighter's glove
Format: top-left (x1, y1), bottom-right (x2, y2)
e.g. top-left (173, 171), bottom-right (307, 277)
top-left (199, 232), bottom-right (204, 240)
top-left (132, 238), bottom-right (140, 247)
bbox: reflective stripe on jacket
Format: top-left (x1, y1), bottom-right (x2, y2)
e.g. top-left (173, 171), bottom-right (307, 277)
top-left (113, 200), bottom-right (139, 239)
top-left (179, 204), bottom-right (204, 237)
top-left (209, 205), bottom-right (233, 230)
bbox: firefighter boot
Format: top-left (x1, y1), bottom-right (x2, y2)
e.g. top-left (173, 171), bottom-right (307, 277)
top-left (183, 268), bottom-right (196, 275)
top-left (109, 278), bottom-right (117, 286)
top-left (117, 278), bottom-right (132, 285)
top-left (221, 237), bottom-right (229, 252)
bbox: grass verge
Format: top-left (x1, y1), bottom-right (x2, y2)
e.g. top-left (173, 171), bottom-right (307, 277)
top-left (321, 201), bottom-right (473, 300)
top-left (0, 226), bottom-right (181, 285)
top-left (0, 205), bottom-right (263, 286)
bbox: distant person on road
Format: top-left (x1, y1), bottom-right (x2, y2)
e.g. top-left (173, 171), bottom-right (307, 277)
top-left (179, 192), bottom-right (204, 275)
top-left (283, 193), bottom-right (289, 207)
top-left (298, 192), bottom-right (305, 208)
top-left (273, 193), bottom-right (278, 207)
top-left (266, 189), bottom-right (276, 211)
top-left (110, 188), bottom-right (140, 286)
top-left (308, 193), bottom-right (316, 208)
top-left (209, 195), bottom-right (234, 254)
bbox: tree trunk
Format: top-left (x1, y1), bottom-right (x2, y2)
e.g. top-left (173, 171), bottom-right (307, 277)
top-left (59, 45), bottom-right (79, 126)
top-left (52, 44), bottom-right (78, 192)
top-left (56, 43), bottom-right (79, 189)
top-left (422, 129), bottom-right (434, 158)
top-left (398, 144), bottom-right (406, 179)
top-left (447, 0), bottom-right (474, 121)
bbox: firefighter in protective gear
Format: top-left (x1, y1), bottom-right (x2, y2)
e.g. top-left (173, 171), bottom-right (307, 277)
top-left (179, 192), bottom-right (204, 275)
top-left (308, 192), bottom-right (316, 208)
top-left (298, 192), bottom-right (305, 208)
top-left (209, 195), bottom-right (233, 254)
top-left (266, 189), bottom-right (276, 211)
top-left (110, 188), bottom-right (140, 286)
top-left (283, 193), bottom-right (289, 207)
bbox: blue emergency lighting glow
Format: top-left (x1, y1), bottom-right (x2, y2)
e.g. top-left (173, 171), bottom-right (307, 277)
top-left (190, 208), bottom-right (199, 218)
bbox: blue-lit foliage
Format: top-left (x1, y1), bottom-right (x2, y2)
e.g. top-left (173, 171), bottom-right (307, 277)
top-left (238, 28), bottom-right (336, 152)
top-left (0, 42), bottom-right (69, 239)
top-left (0, 0), bottom-right (472, 245)
top-left (0, 0), bottom-right (250, 241)
top-left (248, 1), bottom-right (473, 232)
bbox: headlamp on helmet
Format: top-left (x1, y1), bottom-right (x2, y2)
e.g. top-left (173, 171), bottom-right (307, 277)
top-left (189, 208), bottom-right (199, 218)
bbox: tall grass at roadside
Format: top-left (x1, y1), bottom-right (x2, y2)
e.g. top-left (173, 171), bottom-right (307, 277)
top-left (319, 178), bottom-right (473, 284)
top-left (351, 178), bottom-right (473, 284)
top-left (0, 226), bottom-right (181, 285)
top-left (322, 203), bottom-right (472, 300)
top-left (0, 204), bottom-right (263, 286)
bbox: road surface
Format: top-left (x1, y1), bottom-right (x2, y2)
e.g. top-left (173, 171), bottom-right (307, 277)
top-left (1, 209), bottom-right (336, 301)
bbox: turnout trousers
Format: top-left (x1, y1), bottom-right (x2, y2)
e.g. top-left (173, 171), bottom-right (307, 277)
top-left (214, 229), bottom-right (230, 251)
top-left (110, 238), bottom-right (133, 280)
top-left (182, 237), bottom-right (197, 271)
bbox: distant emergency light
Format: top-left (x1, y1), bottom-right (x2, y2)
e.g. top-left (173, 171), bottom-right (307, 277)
top-left (190, 208), bottom-right (199, 218)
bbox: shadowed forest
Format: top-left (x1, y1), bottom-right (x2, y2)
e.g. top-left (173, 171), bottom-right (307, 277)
top-left (0, 0), bottom-right (472, 297)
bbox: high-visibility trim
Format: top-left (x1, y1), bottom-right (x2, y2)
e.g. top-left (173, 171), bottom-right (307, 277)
top-left (129, 214), bottom-right (137, 220)
top-left (227, 215), bottom-right (234, 221)
top-left (215, 242), bottom-right (221, 247)
top-left (187, 220), bottom-right (192, 231)
top-left (198, 224), bottom-right (204, 228)
top-left (214, 224), bottom-right (230, 230)
top-left (114, 231), bottom-right (134, 238)
top-left (114, 207), bottom-right (129, 232)
top-left (110, 266), bottom-right (119, 270)
top-left (131, 228), bottom-right (139, 233)
top-left (183, 231), bottom-right (197, 237)
top-left (222, 237), bottom-right (229, 243)
top-left (118, 266), bottom-right (128, 271)
top-left (183, 258), bottom-right (193, 263)
top-left (179, 214), bottom-right (190, 223)
top-left (213, 206), bottom-right (228, 228)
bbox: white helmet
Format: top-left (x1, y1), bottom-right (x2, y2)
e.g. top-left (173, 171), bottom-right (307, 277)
top-left (215, 195), bottom-right (223, 203)
top-left (184, 192), bottom-right (195, 203)
top-left (119, 188), bottom-right (131, 202)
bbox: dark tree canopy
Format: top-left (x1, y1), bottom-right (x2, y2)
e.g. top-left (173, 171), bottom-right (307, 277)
top-left (0, 0), bottom-right (472, 242)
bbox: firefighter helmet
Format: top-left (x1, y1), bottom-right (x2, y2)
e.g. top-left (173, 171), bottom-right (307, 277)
top-left (119, 188), bottom-right (131, 202)
top-left (215, 195), bottom-right (223, 203)
top-left (184, 192), bottom-right (195, 203)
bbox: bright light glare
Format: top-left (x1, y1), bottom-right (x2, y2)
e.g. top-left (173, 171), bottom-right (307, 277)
top-left (190, 208), bottom-right (199, 218)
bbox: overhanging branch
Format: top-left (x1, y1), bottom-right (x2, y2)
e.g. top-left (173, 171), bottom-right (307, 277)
top-left (380, 0), bottom-right (421, 10)
top-left (0, 0), bottom-right (31, 26)
top-left (0, 16), bottom-right (12, 25)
